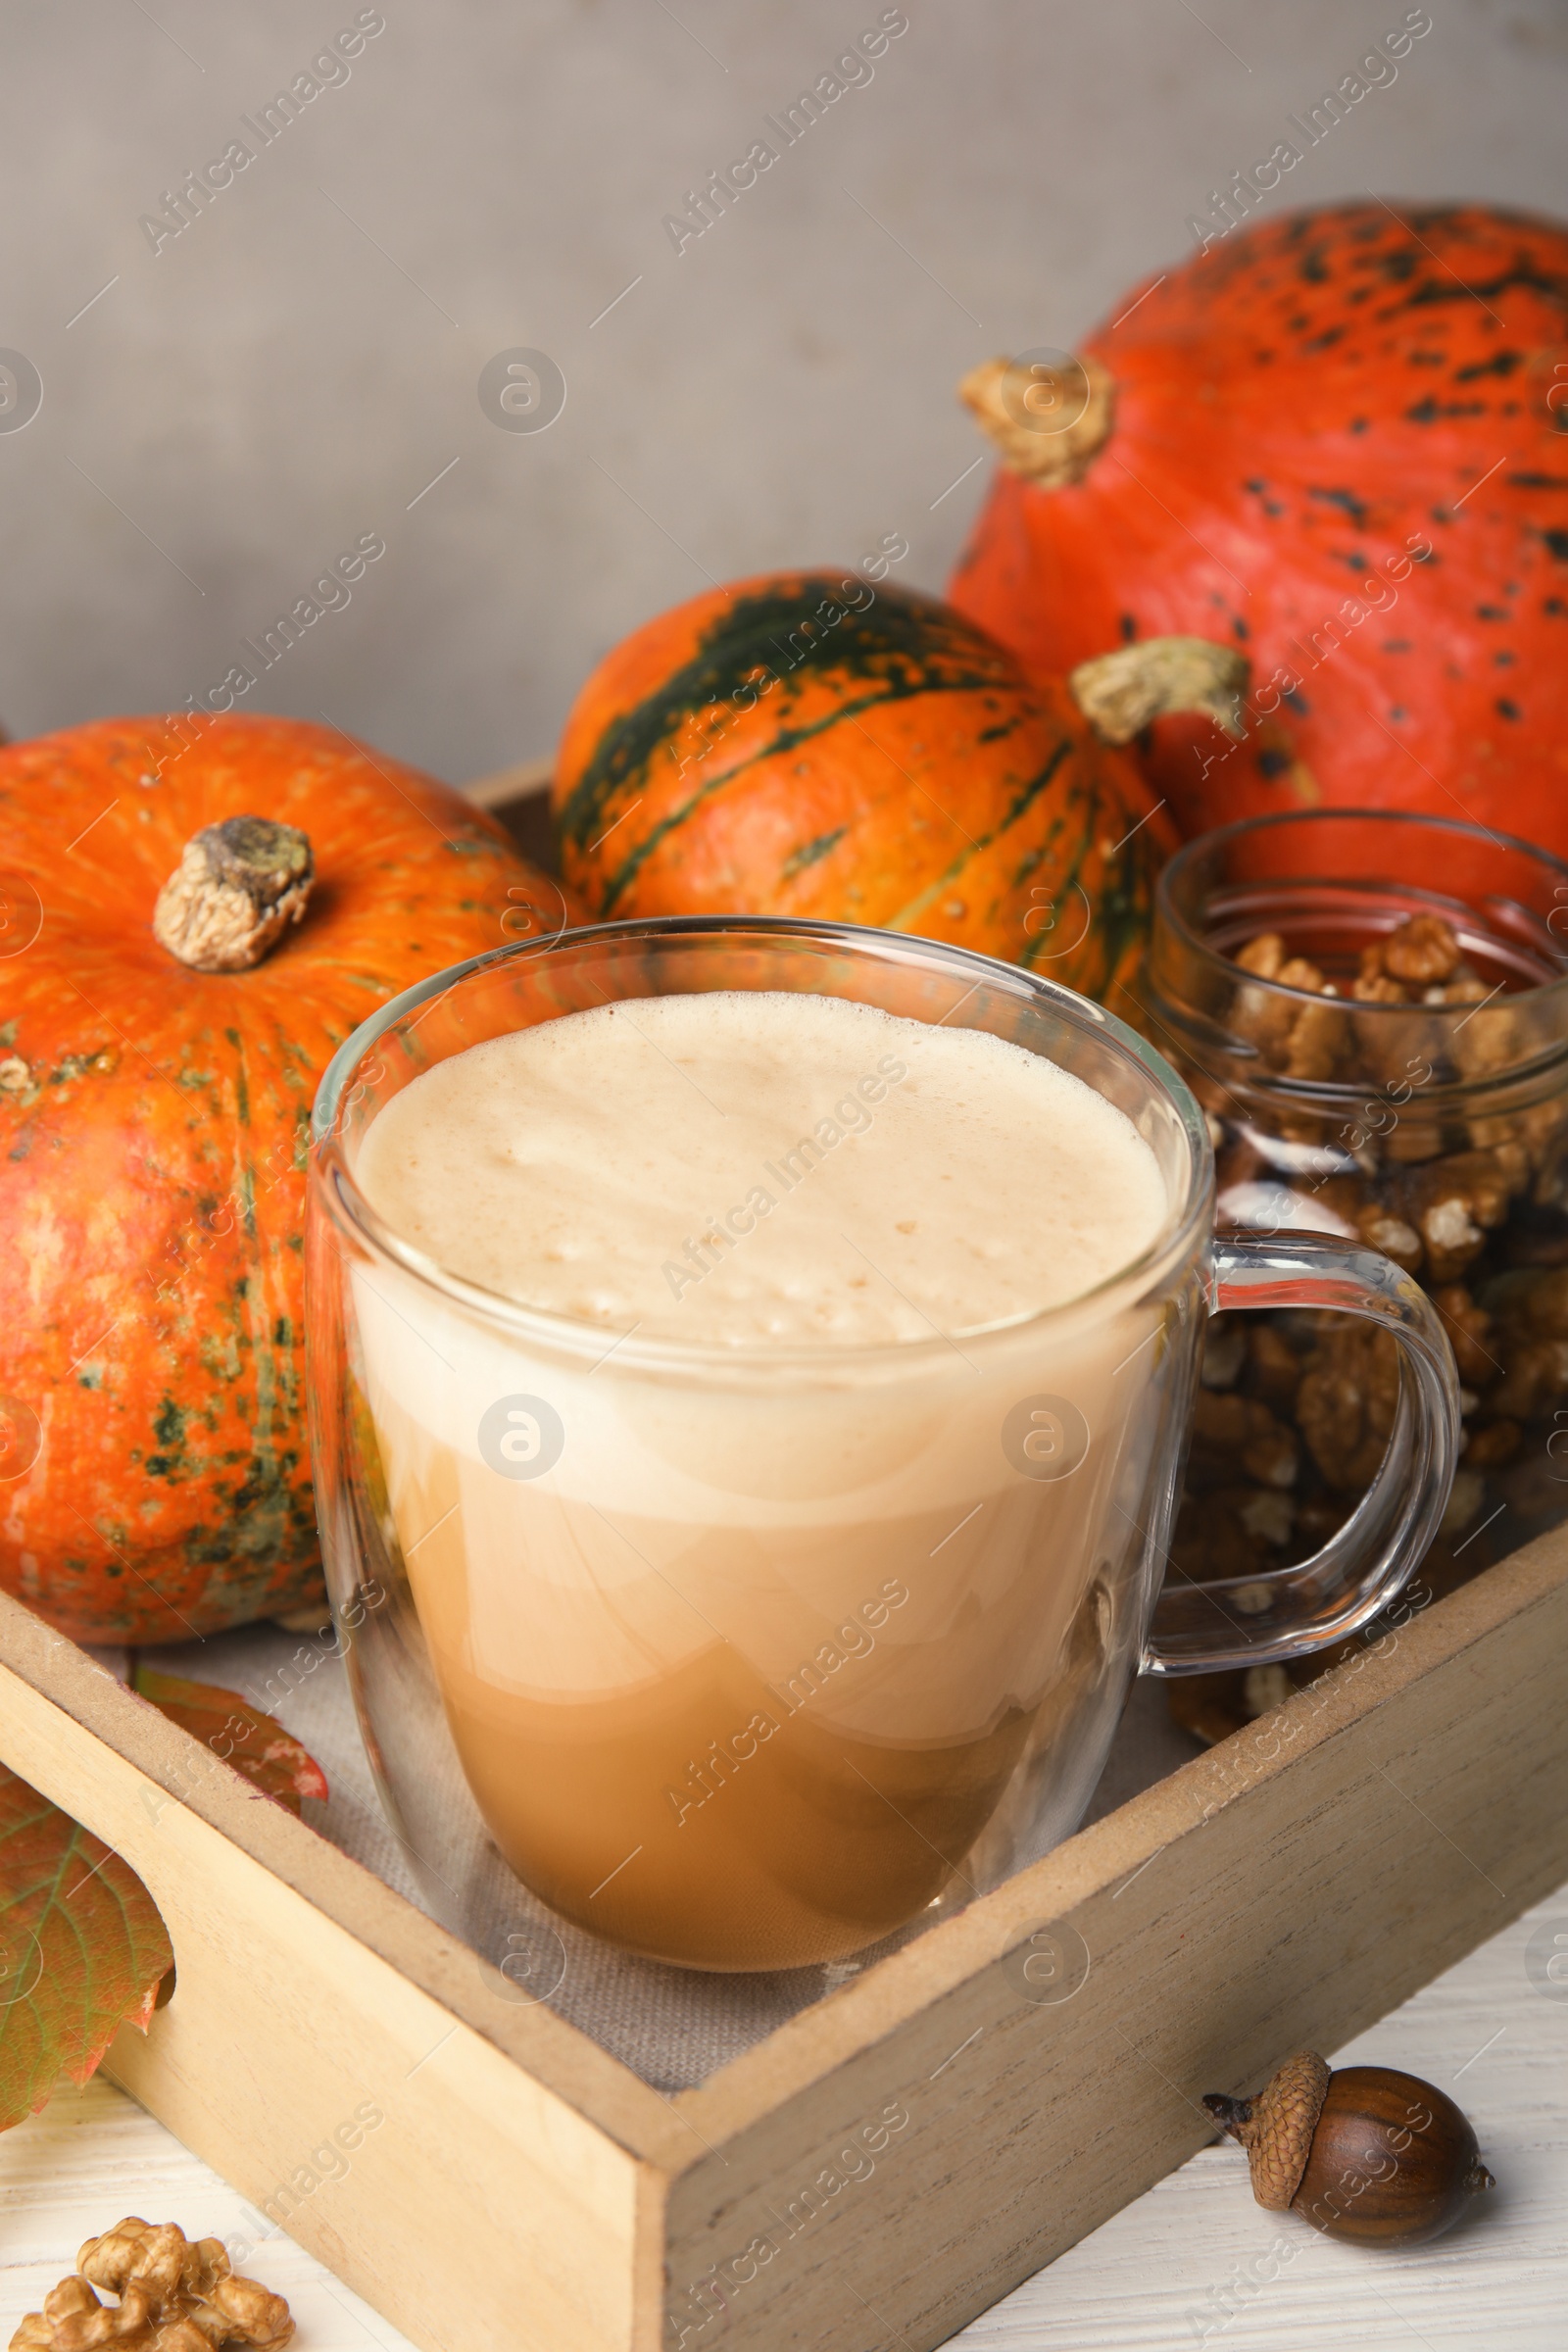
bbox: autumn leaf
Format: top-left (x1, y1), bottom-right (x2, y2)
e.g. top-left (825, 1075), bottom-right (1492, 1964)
top-left (0, 1763), bottom-right (174, 2134)
top-left (0, 1673), bottom-right (328, 2135)
top-left (131, 1668), bottom-right (329, 1815)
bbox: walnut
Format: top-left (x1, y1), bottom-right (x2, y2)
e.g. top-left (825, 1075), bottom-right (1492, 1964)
top-left (1230, 933), bottom-right (1349, 1076)
top-left (1351, 939), bottom-right (1412, 1006)
top-left (1382, 912), bottom-right (1462, 985)
top-left (1485, 1336), bottom-right (1568, 1422)
top-left (1451, 995), bottom-right (1520, 1083)
top-left (1441, 1468), bottom-right (1487, 1537)
top-left (1396, 1152), bottom-right (1513, 1284)
top-left (78, 2221), bottom-right (215, 2308)
top-left (193, 2280), bottom-right (294, 2349)
top-left (1348, 917), bottom-right (1467, 1003)
top-left (1486, 1139), bottom-right (1533, 1199)
top-left (1191, 1389), bottom-right (1298, 1489)
top-left (1232, 978), bottom-right (1298, 1055)
top-left (1352, 967), bottom-right (1409, 1004)
top-left (1262, 943), bottom-right (1353, 1080)
top-left (1464, 1419), bottom-right (1521, 1468)
top-left (1296, 1322), bottom-right (1401, 1491)
top-left (1235, 1486), bottom-right (1295, 1547)
top-left (1442, 1150), bottom-right (1519, 1228)
top-left (10, 2222), bottom-right (292, 2352)
top-left (1242, 1662), bottom-right (1295, 1715)
top-left (1345, 914), bottom-right (1506, 1087)
top-left (1283, 995), bottom-right (1345, 1081)
top-left (1248, 1322), bottom-right (1302, 1411)
top-left (1356, 1204), bottom-right (1424, 1275)
top-left (1242, 1417), bottom-right (1299, 1490)
top-left (1501, 1263), bottom-right (1568, 1340)
top-left (1199, 1313), bottom-right (1246, 1390)
top-left (1431, 1285), bottom-right (1498, 1387)
top-left (1169, 1493), bottom-right (1264, 1582)
top-left (1419, 1195), bottom-right (1485, 1283)
top-left (1235, 932), bottom-right (1287, 980)
top-left (1190, 1390), bottom-right (1250, 1450)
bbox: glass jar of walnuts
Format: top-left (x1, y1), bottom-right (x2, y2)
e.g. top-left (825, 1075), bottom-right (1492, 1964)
top-left (1137, 811), bottom-right (1568, 1740)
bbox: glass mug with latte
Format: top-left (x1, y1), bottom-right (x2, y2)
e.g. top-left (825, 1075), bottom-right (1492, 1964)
top-left (307, 919), bottom-right (1457, 1974)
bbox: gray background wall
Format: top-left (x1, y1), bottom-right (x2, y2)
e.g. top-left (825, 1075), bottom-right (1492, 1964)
top-left (2, 0), bottom-right (1565, 789)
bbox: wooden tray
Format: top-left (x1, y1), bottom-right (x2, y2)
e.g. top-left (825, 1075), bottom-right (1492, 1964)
top-left (4, 769), bottom-right (1563, 2351)
top-left (2, 1529), bottom-right (1563, 2352)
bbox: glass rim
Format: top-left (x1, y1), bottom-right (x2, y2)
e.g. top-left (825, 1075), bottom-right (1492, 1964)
top-left (1155, 805), bottom-right (1568, 1014)
top-left (310, 913), bottom-right (1215, 1375)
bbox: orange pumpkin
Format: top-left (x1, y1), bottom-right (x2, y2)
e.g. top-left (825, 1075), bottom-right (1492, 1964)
top-left (950, 201), bottom-right (1568, 847)
top-left (0, 713), bottom-right (576, 1644)
top-left (553, 572), bottom-right (1238, 1001)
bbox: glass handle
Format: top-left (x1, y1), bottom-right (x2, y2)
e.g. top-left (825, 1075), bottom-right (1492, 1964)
top-left (1142, 1232), bottom-right (1461, 1675)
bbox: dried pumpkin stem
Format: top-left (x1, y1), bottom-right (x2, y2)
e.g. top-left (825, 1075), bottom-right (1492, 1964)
top-left (153, 815), bottom-right (315, 973)
top-left (957, 351), bottom-right (1116, 488)
top-left (1069, 637), bottom-right (1250, 747)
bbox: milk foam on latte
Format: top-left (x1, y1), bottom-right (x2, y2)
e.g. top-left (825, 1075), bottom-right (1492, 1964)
top-left (356, 991), bottom-right (1165, 1343)
top-left (349, 991), bottom-right (1175, 1970)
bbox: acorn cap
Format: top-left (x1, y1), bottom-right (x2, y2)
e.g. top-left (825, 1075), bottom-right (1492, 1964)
top-left (1203, 2049), bottom-right (1331, 2212)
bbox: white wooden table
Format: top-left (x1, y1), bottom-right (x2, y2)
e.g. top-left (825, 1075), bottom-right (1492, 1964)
top-left (4, 1883), bottom-right (1565, 2349)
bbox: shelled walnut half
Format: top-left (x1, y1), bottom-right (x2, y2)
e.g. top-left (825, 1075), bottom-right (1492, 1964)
top-left (9, 2218), bottom-right (293, 2352)
top-left (1230, 910), bottom-right (1501, 1092)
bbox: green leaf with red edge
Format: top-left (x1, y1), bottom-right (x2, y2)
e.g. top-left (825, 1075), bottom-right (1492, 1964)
top-left (0, 1763), bottom-right (174, 2133)
top-left (131, 1668), bottom-right (329, 1815)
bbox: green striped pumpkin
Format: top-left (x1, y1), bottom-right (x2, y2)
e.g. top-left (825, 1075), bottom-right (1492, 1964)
top-left (552, 571), bottom-right (1177, 1002)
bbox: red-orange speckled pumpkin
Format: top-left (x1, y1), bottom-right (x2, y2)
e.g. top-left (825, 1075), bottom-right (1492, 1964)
top-left (950, 201), bottom-right (1568, 848)
top-left (0, 714), bottom-right (577, 1644)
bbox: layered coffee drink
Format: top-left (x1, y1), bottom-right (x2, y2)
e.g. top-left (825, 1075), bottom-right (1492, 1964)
top-left (352, 991), bottom-right (1172, 1969)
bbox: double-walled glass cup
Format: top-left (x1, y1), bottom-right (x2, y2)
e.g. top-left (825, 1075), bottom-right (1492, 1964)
top-left (306, 919), bottom-right (1458, 1974)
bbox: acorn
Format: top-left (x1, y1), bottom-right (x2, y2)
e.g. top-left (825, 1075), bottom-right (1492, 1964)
top-left (1203, 2050), bottom-right (1494, 2245)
